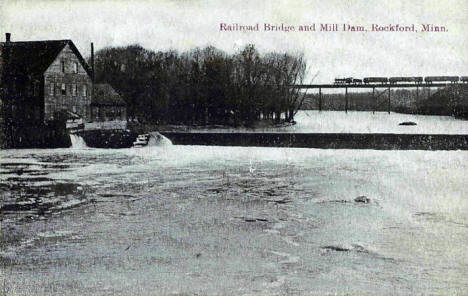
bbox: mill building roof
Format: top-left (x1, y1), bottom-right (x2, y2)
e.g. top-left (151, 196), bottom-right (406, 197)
top-left (0, 39), bottom-right (92, 77)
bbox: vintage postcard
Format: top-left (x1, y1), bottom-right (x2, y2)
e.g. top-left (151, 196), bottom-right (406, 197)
top-left (1, 0), bottom-right (467, 295)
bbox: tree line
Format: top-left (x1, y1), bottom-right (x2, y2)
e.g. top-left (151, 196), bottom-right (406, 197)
top-left (93, 44), bottom-right (308, 126)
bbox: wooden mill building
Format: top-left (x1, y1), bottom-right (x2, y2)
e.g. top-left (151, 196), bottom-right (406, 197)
top-left (0, 33), bottom-right (127, 148)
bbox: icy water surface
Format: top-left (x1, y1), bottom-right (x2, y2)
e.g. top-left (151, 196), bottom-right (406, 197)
top-left (167, 111), bottom-right (468, 134)
top-left (1, 146), bottom-right (468, 295)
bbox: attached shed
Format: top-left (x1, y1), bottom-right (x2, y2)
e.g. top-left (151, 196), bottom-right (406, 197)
top-left (88, 83), bottom-right (127, 130)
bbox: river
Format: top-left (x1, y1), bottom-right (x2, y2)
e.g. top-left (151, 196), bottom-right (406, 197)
top-left (1, 145), bottom-right (468, 295)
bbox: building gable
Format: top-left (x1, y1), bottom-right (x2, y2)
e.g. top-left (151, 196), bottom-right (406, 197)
top-left (42, 43), bottom-right (92, 122)
top-left (45, 44), bottom-right (88, 76)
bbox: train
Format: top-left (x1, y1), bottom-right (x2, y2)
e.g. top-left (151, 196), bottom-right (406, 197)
top-left (424, 76), bottom-right (459, 83)
top-left (334, 78), bottom-right (363, 84)
top-left (334, 76), bottom-right (468, 85)
top-left (389, 77), bottom-right (423, 83)
top-left (364, 77), bottom-right (388, 84)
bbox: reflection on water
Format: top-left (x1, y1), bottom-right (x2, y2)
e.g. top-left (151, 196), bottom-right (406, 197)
top-left (1, 146), bottom-right (468, 295)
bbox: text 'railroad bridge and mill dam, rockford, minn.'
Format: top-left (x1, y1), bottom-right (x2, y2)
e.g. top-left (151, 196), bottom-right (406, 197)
top-left (219, 23), bottom-right (448, 32)
top-left (1, 32), bottom-right (468, 150)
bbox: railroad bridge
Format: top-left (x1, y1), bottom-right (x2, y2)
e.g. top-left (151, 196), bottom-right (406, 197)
top-left (293, 76), bottom-right (468, 113)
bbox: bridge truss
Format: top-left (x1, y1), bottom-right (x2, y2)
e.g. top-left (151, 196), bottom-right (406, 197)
top-left (293, 82), bottom-right (467, 113)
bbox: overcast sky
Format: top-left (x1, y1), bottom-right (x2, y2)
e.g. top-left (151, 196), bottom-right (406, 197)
top-left (1, 0), bottom-right (467, 83)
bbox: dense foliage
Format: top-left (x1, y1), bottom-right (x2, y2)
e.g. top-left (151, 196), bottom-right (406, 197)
top-left (93, 44), bottom-right (307, 126)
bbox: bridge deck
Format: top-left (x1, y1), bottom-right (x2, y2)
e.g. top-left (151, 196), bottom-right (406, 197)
top-left (293, 82), bottom-right (467, 89)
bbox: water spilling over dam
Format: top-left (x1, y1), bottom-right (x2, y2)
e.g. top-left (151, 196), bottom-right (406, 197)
top-left (147, 132), bottom-right (173, 146)
top-left (69, 134), bottom-right (88, 149)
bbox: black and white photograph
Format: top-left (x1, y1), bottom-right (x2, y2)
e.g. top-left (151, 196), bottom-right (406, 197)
top-left (1, 0), bottom-right (468, 295)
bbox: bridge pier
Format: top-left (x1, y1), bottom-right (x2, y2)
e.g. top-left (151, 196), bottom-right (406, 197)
top-left (319, 88), bottom-right (322, 112)
top-left (388, 87), bottom-right (391, 114)
top-left (372, 87), bottom-right (375, 114)
top-left (345, 87), bottom-right (348, 113)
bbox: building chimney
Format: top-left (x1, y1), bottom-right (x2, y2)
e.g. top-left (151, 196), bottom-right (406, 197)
top-left (91, 42), bottom-right (94, 84)
top-left (6, 33), bottom-right (11, 42)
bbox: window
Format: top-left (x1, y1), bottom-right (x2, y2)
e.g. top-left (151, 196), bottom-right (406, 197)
top-left (73, 62), bottom-right (78, 73)
top-left (61, 61), bottom-right (65, 73)
top-left (61, 83), bottom-right (66, 95)
top-left (83, 85), bottom-right (87, 97)
top-left (72, 84), bottom-right (77, 96)
top-left (49, 83), bottom-right (54, 96)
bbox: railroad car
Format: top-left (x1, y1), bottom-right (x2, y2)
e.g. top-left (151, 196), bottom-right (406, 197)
top-left (334, 78), bottom-right (347, 85)
top-left (460, 76), bottom-right (468, 83)
top-left (389, 77), bottom-right (423, 83)
top-left (363, 77), bottom-right (388, 84)
top-left (424, 76), bottom-right (459, 83)
top-left (344, 77), bottom-right (354, 84)
top-left (334, 77), bottom-right (363, 84)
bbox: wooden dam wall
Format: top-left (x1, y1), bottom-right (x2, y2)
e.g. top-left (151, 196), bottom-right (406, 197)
top-left (160, 132), bottom-right (468, 150)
